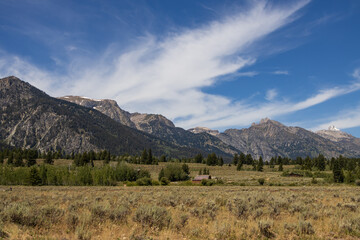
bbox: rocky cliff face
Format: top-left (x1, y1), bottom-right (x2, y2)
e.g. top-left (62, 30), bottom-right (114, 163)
top-left (60, 96), bottom-right (240, 158)
top-left (188, 127), bottom-right (220, 136)
top-left (316, 126), bottom-right (355, 142)
top-left (215, 118), bottom-right (356, 160)
top-left (59, 96), bottom-right (135, 128)
top-left (316, 126), bottom-right (360, 156)
top-left (0, 76), bottom-right (201, 157)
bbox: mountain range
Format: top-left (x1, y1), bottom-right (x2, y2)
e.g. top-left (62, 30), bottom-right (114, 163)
top-left (1, 76), bottom-right (360, 161)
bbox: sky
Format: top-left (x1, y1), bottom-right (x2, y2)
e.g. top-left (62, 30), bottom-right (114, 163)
top-left (1, 0), bottom-right (360, 136)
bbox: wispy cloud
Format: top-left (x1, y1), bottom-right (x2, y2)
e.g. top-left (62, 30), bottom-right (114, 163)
top-left (6, 0), bottom-right (358, 131)
top-left (310, 68), bottom-right (360, 131)
top-left (272, 70), bottom-right (289, 75)
top-left (265, 89), bottom-right (278, 101)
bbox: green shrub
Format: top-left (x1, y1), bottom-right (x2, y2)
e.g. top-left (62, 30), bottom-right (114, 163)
top-left (344, 171), bottom-right (356, 183)
top-left (298, 220), bottom-right (315, 235)
top-left (258, 220), bottom-right (275, 238)
top-left (133, 205), bottom-right (171, 229)
top-left (151, 180), bottom-right (160, 185)
top-left (158, 163), bottom-right (189, 182)
top-left (136, 177), bottom-right (152, 186)
top-left (258, 178), bottom-right (265, 185)
top-left (109, 205), bottom-right (131, 222)
top-left (160, 177), bottom-right (170, 185)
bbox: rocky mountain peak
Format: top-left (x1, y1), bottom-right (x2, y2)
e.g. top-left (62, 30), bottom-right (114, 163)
top-left (328, 125), bottom-right (340, 131)
top-left (316, 126), bottom-right (354, 142)
top-left (59, 95), bottom-right (135, 128)
top-left (254, 118), bottom-right (284, 128)
top-left (188, 127), bottom-right (220, 136)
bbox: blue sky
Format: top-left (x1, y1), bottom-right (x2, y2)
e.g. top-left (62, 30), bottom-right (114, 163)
top-left (1, 0), bottom-right (360, 136)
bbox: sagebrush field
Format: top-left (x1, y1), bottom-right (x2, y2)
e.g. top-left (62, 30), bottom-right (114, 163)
top-left (1, 162), bottom-right (360, 239)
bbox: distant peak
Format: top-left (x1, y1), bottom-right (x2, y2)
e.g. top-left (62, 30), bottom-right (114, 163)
top-left (188, 127), bottom-right (219, 136)
top-left (1, 76), bottom-right (23, 84)
top-left (328, 125), bottom-right (340, 131)
top-left (260, 117), bottom-right (271, 124)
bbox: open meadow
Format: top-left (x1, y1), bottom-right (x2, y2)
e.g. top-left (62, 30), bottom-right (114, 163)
top-left (1, 162), bottom-right (360, 239)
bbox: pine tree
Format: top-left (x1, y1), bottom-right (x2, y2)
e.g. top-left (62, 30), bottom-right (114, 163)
top-left (0, 151), bottom-right (4, 164)
top-left (7, 152), bottom-right (14, 165)
top-left (218, 157), bottom-right (224, 166)
top-left (232, 154), bottom-right (239, 165)
top-left (160, 155), bottom-right (167, 162)
top-left (45, 152), bottom-right (54, 165)
top-left (104, 151), bottom-right (110, 164)
top-left (141, 149), bottom-right (148, 164)
top-left (147, 149), bottom-right (153, 164)
top-left (245, 154), bottom-right (253, 165)
top-left (26, 151), bottom-right (37, 167)
top-left (237, 160), bottom-right (243, 171)
top-left (333, 158), bottom-right (344, 183)
top-left (303, 156), bottom-right (312, 171)
top-left (14, 153), bottom-right (23, 167)
top-left (206, 153), bottom-right (218, 166)
top-left (317, 154), bottom-right (326, 171)
top-left (279, 162), bottom-right (283, 171)
top-left (158, 168), bottom-right (165, 180)
top-left (28, 167), bottom-right (41, 186)
top-left (257, 156), bottom-right (264, 172)
top-left (182, 163), bottom-right (190, 174)
top-left (269, 157), bottom-right (275, 168)
top-left (39, 164), bottom-right (47, 185)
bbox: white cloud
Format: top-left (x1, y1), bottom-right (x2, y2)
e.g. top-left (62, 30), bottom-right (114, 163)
top-left (8, 0), bottom-right (358, 131)
top-left (312, 106), bottom-right (360, 131)
top-left (265, 89), bottom-right (278, 101)
top-left (309, 68), bottom-right (360, 131)
top-left (272, 70), bottom-right (289, 75)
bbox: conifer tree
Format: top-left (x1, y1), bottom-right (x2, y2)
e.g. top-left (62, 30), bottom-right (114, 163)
top-left (232, 154), bottom-right (239, 165)
top-left (245, 154), bottom-right (253, 165)
top-left (218, 157), bottom-right (224, 166)
top-left (28, 167), bottom-right (41, 186)
top-left (257, 156), bottom-right (264, 172)
top-left (26, 151), bottom-right (37, 167)
top-left (333, 158), bottom-right (344, 183)
top-left (0, 151), bottom-right (4, 164)
top-left (237, 159), bottom-right (243, 171)
top-left (147, 149), bottom-right (153, 164)
top-left (303, 156), bottom-right (312, 171)
top-left (14, 153), bottom-right (24, 167)
top-left (141, 149), bottom-right (148, 164)
top-left (182, 163), bottom-right (190, 174)
top-left (7, 152), bottom-right (14, 165)
top-left (194, 153), bottom-right (203, 163)
top-left (45, 152), bottom-right (54, 165)
top-left (317, 154), bottom-right (326, 171)
top-left (278, 162), bottom-right (283, 171)
top-left (269, 157), bottom-right (275, 168)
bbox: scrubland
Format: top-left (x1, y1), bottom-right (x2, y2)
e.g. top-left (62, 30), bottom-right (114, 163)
top-left (1, 162), bottom-right (360, 239)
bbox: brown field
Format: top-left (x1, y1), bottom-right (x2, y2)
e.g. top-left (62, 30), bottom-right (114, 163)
top-left (1, 162), bottom-right (359, 239)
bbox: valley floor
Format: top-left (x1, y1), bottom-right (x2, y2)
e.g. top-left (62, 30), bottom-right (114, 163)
top-left (1, 185), bottom-right (360, 239)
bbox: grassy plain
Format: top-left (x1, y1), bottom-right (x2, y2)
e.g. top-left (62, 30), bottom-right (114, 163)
top-left (1, 162), bottom-right (359, 239)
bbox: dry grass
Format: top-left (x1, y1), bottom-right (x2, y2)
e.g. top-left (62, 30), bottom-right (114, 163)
top-left (0, 185), bottom-right (360, 239)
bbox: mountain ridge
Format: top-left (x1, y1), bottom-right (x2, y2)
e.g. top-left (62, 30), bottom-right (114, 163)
top-left (0, 76), bottom-right (205, 158)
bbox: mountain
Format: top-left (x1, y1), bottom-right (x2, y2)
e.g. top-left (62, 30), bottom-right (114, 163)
top-left (59, 96), bottom-right (135, 128)
top-left (188, 127), bottom-right (220, 136)
top-left (205, 118), bottom-right (359, 160)
top-left (316, 126), bottom-right (355, 142)
top-left (60, 96), bottom-right (240, 158)
top-left (316, 126), bottom-right (360, 156)
top-left (0, 76), bottom-right (200, 157)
